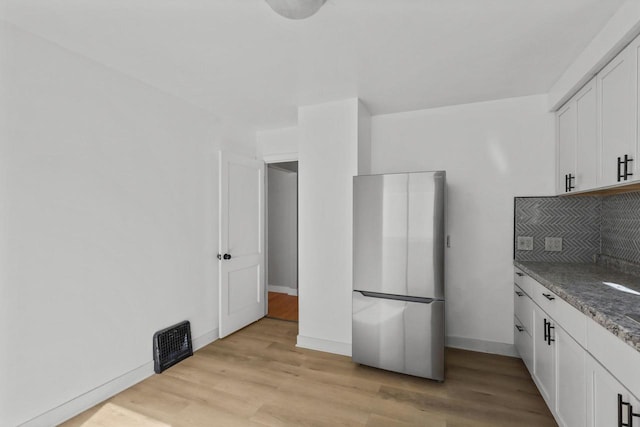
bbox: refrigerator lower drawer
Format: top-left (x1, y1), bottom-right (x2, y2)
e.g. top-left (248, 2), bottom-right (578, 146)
top-left (352, 291), bottom-right (444, 381)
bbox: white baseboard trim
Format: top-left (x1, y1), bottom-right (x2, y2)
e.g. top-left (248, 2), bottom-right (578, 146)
top-left (19, 328), bottom-right (219, 427)
top-left (446, 336), bottom-right (518, 358)
top-left (192, 328), bottom-right (219, 351)
top-left (19, 361), bottom-right (154, 427)
top-left (296, 335), bottom-right (351, 357)
top-left (268, 285), bottom-right (298, 296)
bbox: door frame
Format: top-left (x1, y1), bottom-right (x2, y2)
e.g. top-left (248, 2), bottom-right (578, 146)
top-left (263, 153), bottom-right (299, 317)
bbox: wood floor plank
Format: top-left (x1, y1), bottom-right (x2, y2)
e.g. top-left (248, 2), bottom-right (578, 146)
top-left (267, 292), bottom-right (298, 321)
top-left (61, 318), bottom-right (556, 427)
top-left (146, 374), bottom-right (262, 418)
top-left (72, 403), bottom-right (170, 427)
top-left (367, 398), bottom-right (449, 426)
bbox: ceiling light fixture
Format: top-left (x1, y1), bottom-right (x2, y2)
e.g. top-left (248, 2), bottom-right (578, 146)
top-left (265, 0), bottom-right (327, 20)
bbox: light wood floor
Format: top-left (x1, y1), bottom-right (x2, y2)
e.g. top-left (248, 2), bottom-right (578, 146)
top-left (61, 318), bottom-right (556, 427)
top-left (267, 292), bottom-right (298, 322)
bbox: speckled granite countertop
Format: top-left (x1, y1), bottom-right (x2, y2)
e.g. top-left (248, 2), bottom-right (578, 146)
top-left (514, 261), bottom-right (640, 354)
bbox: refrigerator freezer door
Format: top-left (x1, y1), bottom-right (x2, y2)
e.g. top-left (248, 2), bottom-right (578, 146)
top-left (353, 172), bottom-right (445, 299)
top-left (352, 291), bottom-right (444, 381)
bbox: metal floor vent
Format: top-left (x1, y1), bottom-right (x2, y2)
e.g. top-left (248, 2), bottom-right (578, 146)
top-left (153, 320), bottom-right (193, 373)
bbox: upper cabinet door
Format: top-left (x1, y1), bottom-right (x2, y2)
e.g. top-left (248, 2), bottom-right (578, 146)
top-left (598, 42), bottom-right (637, 187)
top-left (557, 101), bottom-right (577, 194)
top-left (574, 80), bottom-right (598, 192)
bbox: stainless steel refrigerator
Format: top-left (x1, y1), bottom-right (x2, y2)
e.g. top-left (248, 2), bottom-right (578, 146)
top-left (352, 171), bottom-right (445, 381)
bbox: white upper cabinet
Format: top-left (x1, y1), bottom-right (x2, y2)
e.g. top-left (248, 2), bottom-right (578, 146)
top-left (556, 78), bottom-right (597, 194)
top-left (597, 40), bottom-right (637, 187)
top-left (556, 32), bottom-right (640, 194)
top-left (556, 101), bottom-right (577, 194)
top-left (574, 80), bottom-right (598, 191)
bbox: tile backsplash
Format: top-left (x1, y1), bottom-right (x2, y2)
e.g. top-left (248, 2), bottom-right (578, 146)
top-left (515, 191), bottom-right (640, 264)
top-left (602, 192), bottom-right (640, 264)
top-left (514, 197), bottom-right (601, 262)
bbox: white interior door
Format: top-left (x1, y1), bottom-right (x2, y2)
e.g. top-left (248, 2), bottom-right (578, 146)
top-left (219, 151), bottom-right (265, 338)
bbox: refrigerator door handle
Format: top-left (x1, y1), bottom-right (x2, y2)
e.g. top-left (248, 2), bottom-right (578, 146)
top-left (357, 291), bottom-right (437, 304)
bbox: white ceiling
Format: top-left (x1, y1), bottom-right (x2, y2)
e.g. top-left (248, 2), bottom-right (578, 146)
top-left (1, 0), bottom-right (626, 130)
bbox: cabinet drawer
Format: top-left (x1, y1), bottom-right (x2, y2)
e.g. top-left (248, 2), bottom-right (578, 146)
top-left (514, 284), bottom-right (534, 334)
top-left (552, 295), bottom-right (587, 347)
top-left (530, 279), bottom-right (587, 346)
top-left (514, 316), bottom-right (533, 373)
top-left (531, 279), bottom-right (558, 319)
top-left (514, 268), bottom-right (532, 295)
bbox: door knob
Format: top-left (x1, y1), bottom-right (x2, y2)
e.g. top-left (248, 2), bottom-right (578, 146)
top-left (223, 253), bottom-right (232, 260)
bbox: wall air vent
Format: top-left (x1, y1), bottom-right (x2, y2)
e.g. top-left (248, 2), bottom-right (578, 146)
top-left (153, 320), bottom-right (193, 373)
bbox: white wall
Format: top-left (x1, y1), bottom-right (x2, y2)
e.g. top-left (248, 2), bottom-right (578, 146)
top-left (357, 100), bottom-right (372, 175)
top-left (549, 0), bottom-right (640, 110)
top-left (297, 99), bottom-right (360, 356)
top-left (257, 126), bottom-right (299, 161)
top-left (0, 22), bottom-right (254, 426)
top-left (267, 167), bottom-right (298, 295)
top-left (371, 95), bottom-right (555, 354)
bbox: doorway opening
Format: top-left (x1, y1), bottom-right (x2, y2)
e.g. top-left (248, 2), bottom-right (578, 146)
top-left (266, 161), bottom-right (298, 322)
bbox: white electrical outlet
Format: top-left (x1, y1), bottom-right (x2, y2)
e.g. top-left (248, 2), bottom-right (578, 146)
top-left (545, 237), bottom-right (562, 252)
top-left (517, 236), bottom-right (533, 251)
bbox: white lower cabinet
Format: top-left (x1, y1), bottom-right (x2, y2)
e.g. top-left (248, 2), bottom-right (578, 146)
top-left (588, 355), bottom-right (639, 427)
top-left (514, 317), bottom-right (533, 373)
top-left (556, 326), bottom-right (587, 427)
top-left (514, 281), bottom-right (535, 374)
top-left (533, 305), bottom-right (556, 409)
top-left (513, 269), bottom-right (640, 427)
